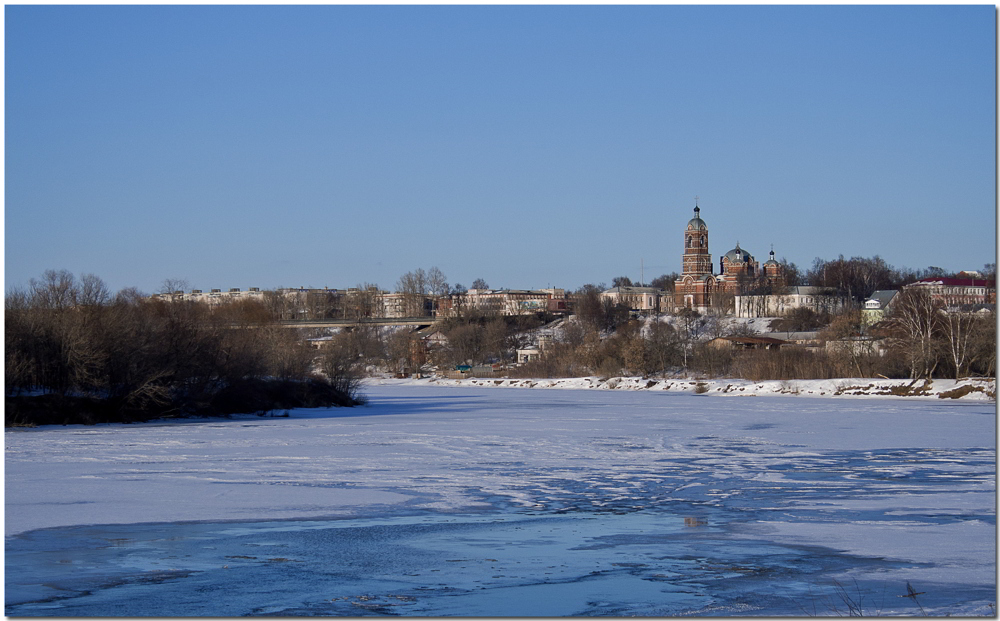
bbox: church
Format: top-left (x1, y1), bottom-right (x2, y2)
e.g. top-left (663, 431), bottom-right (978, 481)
top-left (673, 203), bottom-right (782, 313)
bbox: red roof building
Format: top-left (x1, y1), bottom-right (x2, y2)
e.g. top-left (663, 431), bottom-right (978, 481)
top-left (904, 277), bottom-right (996, 307)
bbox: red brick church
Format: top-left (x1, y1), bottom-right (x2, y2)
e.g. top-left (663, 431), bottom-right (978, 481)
top-left (673, 203), bottom-right (783, 312)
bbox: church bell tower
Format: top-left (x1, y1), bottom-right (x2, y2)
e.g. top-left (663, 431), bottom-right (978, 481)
top-left (681, 205), bottom-right (713, 276)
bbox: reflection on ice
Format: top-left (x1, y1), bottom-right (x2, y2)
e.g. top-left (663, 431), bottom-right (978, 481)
top-left (5, 509), bottom-right (994, 616)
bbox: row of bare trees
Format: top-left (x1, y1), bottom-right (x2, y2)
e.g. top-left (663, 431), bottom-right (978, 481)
top-left (6, 271), bottom-right (364, 426)
top-left (395, 267), bottom-right (448, 316)
top-left (879, 289), bottom-right (996, 380)
top-left (805, 257), bottom-right (996, 302)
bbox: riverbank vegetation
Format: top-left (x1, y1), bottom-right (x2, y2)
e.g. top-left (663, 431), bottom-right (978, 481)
top-left (5, 270), bottom-right (364, 427)
top-left (512, 300), bottom-right (994, 382)
top-left (434, 285), bottom-right (994, 383)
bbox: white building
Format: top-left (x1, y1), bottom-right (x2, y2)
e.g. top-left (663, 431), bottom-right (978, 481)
top-left (153, 287), bottom-right (266, 306)
top-left (599, 286), bottom-right (665, 314)
top-left (734, 286), bottom-right (847, 318)
top-left (443, 289), bottom-right (566, 317)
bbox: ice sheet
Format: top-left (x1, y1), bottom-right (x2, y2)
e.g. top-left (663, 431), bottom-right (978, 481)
top-left (5, 384), bottom-right (996, 615)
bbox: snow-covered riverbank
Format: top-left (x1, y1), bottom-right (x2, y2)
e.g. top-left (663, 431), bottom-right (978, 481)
top-left (375, 374), bottom-right (996, 400)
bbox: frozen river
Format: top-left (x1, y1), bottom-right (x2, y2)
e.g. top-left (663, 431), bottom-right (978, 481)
top-left (5, 383), bottom-right (996, 616)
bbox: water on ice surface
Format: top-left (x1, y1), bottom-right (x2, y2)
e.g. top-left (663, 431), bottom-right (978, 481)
top-left (5, 384), bottom-right (996, 616)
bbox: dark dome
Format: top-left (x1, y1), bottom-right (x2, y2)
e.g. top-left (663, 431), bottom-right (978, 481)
top-left (723, 243), bottom-right (752, 263)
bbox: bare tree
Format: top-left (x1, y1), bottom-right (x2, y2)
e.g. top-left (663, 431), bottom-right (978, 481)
top-left (98, 292), bottom-right (172, 414)
top-left (471, 278), bottom-right (489, 290)
top-left (600, 298), bottom-right (631, 332)
top-left (709, 289), bottom-right (735, 318)
top-left (622, 333), bottom-right (650, 376)
top-left (725, 321), bottom-right (760, 337)
top-left (159, 278), bottom-right (190, 296)
top-left (396, 269), bottom-right (429, 316)
top-left (885, 288), bottom-right (943, 380)
top-left (649, 273), bottom-right (678, 293)
top-left (778, 259), bottom-right (801, 287)
top-left (969, 309), bottom-right (996, 377)
top-left (345, 283), bottom-right (382, 320)
top-left (646, 319), bottom-right (682, 374)
top-left (941, 310), bottom-right (981, 380)
top-left (439, 323), bottom-right (484, 366)
top-left (573, 285), bottom-right (603, 331)
top-left (304, 289), bottom-right (337, 319)
top-left (80, 274), bottom-right (113, 307)
top-left (385, 329), bottom-right (417, 374)
top-left (427, 267), bottom-right (449, 297)
top-left (397, 268), bottom-right (427, 294)
top-left (675, 307), bottom-right (703, 369)
top-left (263, 289), bottom-right (295, 321)
top-left (820, 308), bottom-right (881, 378)
top-left (31, 269), bottom-right (79, 310)
top-left (559, 318), bottom-right (586, 348)
top-left (317, 337), bottom-right (366, 405)
top-left (483, 319), bottom-right (511, 364)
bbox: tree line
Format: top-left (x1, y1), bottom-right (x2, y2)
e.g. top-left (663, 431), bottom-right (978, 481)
top-left (6, 270), bottom-right (365, 427)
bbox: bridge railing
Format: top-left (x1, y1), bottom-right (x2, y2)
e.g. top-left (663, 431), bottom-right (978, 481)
top-left (278, 317), bottom-right (438, 328)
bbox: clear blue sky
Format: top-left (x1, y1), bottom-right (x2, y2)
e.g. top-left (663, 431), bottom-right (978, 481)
top-left (6, 5), bottom-right (996, 294)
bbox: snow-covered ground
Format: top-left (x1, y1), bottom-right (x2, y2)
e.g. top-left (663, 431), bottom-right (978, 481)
top-left (5, 382), bottom-right (996, 616)
top-left (387, 374), bottom-right (996, 400)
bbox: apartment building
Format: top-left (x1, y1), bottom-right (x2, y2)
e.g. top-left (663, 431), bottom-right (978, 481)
top-left (902, 275), bottom-right (996, 308)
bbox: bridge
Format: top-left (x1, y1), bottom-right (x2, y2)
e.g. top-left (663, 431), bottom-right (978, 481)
top-left (278, 317), bottom-right (439, 329)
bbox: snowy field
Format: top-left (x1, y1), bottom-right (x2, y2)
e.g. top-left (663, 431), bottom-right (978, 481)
top-left (5, 381), bottom-right (996, 616)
